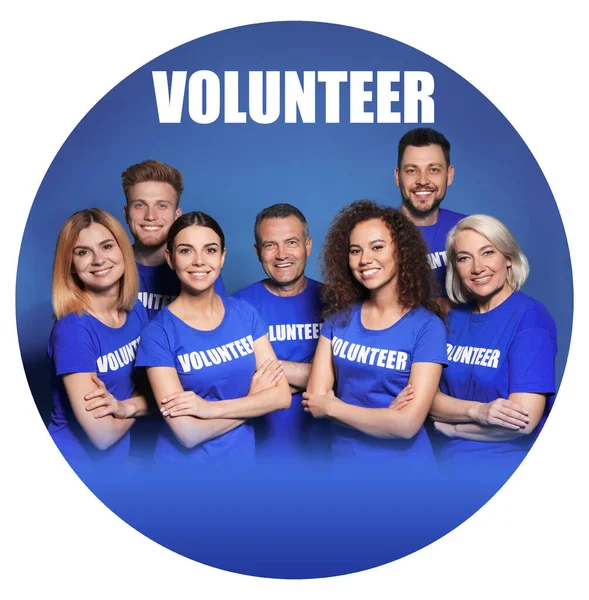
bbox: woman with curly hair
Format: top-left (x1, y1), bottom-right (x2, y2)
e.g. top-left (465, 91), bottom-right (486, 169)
top-left (302, 200), bottom-right (447, 470)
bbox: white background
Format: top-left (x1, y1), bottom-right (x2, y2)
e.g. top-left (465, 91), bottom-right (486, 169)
top-left (2, 1), bottom-right (587, 598)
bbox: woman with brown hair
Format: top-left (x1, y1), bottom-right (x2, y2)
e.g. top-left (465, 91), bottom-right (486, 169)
top-left (302, 200), bottom-right (447, 470)
top-left (135, 212), bottom-right (291, 466)
top-left (48, 208), bottom-right (150, 466)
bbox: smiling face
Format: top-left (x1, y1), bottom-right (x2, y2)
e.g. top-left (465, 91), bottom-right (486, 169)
top-left (255, 215), bottom-right (311, 293)
top-left (395, 144), bottom-right (454, 220)
top-left (166, 224), bottom-right (226, 294)
top-left (72, 223), bottom-right (125, 294)
top-left (124, 181), bottom-right (181, 249)
top-left (349, 218), bottom-right (397, 292)
top-left (453, 228), bottom-right (513, 307)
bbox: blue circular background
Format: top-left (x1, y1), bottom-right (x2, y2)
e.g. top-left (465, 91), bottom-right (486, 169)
top-left (17, 21), bottom-right (572, 579)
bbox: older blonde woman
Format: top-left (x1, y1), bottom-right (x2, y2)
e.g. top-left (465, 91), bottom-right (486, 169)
top-left (430, 214), bottom-right (557, 478)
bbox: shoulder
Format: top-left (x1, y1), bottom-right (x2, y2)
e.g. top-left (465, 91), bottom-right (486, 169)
top-left (231, 280), bottom-right (264, 303)
top-left (49, 313), bottom-right (97, 359)
top-left (224, 295), bottom-right (262, 320)
top-left (408, 306), bottom-right (447, 340)
top-left (142, 306), bottom-right (172, 334)
top-left (324, 303), bottom-right (359, 330)
top-left (438, 208), bottom-right (467, 227)
top-left (136, 309), bottom-right (173, 348)
top-left (446, 302), bottom-right (475, 325)
top-left (511, 292), bottom-right (557, 334)
top-left (51, 312), bottom-right (92, 339)
top-left (129, 299), bottom-right (150, 326)
top-left (305, 277), bottom-right (324, 296)
top-left (409, 305), bottom-right (444, 326)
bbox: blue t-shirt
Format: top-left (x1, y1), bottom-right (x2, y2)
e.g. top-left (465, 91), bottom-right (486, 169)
top-left (418, 208), bottom-right (466, 297)
top-left (436, 291), bottom-right (557, 467)
top-left (137, 261), bottom-right (226, 320)
top-left (233, 278), bottom-right (330, 458)
top-left (321, 304), bottom-right (448, 467)
top-left (135, 296), bottom-right (267, 464)
top-left (47, 300), bottom-right (149, 465)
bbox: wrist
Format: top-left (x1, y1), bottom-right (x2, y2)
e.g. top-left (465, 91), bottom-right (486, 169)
top-left (206, 400), bottom-right (223, 419)
top-left (466, 403), bottom-right (481, 424)
top-left (325, 395), bottom-right (340, 419)
top-left (115, 399), bottom-right (132, 419)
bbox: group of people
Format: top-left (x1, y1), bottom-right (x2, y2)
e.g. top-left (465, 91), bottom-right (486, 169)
top-left (46, 127), bottom-right (557, 487)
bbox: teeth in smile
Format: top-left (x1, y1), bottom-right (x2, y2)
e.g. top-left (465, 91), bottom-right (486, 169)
top-left (362, 268), bottom-right (379, 275)
top-left (92, 268), bottom-right (111, 276)
top-left (474, 276), bottom-right (491, 283)
top-left (276, 264), bottom-right (293, 268)
top-left (189, 272), bottom-right (209, 278)
top-left (142, 226), bottom-right (161, 231)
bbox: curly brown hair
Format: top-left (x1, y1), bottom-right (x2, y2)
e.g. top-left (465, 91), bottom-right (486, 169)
top-left (320, 200), bottom-right (443, 322)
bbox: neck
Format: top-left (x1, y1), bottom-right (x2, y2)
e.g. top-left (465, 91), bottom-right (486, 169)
top-left (366, 280), bottom-right (403, 312)
top-left (86, 287), bottom-right (122, 320)
top-left (400, 204), bottom-right (439, 227)
top-left (176, 284), bottom-right (219, 313)
top-left (134, 243), bottom-right (167, 267)
top-left (475, 285), bottom-right (514, 314)
top-left (263, 275), bottom-right (307, 297)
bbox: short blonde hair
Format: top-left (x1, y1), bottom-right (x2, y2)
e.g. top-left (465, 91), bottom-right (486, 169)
top-left (445, 214), bottom-right (529, 304)
top-left (52, 208), bottom-right (139, 318)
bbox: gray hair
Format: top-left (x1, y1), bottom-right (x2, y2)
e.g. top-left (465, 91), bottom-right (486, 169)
top-left (445, 214), bottom-right (529, 304)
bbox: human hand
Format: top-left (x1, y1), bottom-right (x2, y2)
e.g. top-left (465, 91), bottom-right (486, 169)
top-left (84, 375), bottom-right (128, 419)
top-left (302, 390), bottom-right (338, 419)
top-left (388, 384), bottom-right (414, 410)
top-left (470, 398), bottom-right (529, 430)
top-left (160, 391), bottom-right (216, 419)
top-left (249, 358), bottom-right (284, 395)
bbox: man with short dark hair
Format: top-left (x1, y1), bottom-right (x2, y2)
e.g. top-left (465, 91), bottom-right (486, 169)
top-left (395, 128), bottom-right (466, 303)
top-left (122, 159), bottom-right (225, 320)
top-left (233, 203), bottom-right (329, 461)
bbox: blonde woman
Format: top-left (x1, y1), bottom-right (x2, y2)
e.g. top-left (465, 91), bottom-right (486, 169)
top-left (430, 215), bottom-right (557, 480)
top-left (48, 208), bottom-right (150, 466)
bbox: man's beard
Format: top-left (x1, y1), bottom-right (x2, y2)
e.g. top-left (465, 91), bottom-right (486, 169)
top-left (401, 193), bottom-right (444, 220)
top-left (133, 229), bottom-right (167, 249)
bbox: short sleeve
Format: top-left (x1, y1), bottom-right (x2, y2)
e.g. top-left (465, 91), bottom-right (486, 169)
top-left (248, 303), bottom-right (268, 341)
top-left (50, 317), bottom-right (98, 375)
top-left (508, 327), bottom-right (556, 394)
top-left (135, 321), bottom-right (175, 367)
top-left (320, 313), bottom-right (335, 340)
top-left (413, 315), bottom-right (448, 366)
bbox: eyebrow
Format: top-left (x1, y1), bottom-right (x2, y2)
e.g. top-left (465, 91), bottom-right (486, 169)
top-left (130, 198), bottom-right (171, 203)
top-left (74, 238), bottom-right (115, 250)
top-left (456, 244), bottom-right (495, 255)
top-left (176, 242), bottom-right (220, 249)
top-left (403, 162), bottom-right (444, 168)
top-left (349, 239), bottom-right (386, 248)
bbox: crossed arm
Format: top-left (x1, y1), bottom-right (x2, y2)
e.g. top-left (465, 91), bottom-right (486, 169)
top-left (281, 360), bottom-right (312, 393)
top-left (62, 372), bottom-right (150, 450)
top-left (302, 336), bottom-right (441, 440)
top-left (430, 390), bottom-right (546, 441)
top-left (145, 335), bottom-right (291, 449)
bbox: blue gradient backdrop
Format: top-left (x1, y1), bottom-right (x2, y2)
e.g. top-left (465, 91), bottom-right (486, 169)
top-left (16, 22), bottom-right (572, 578)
